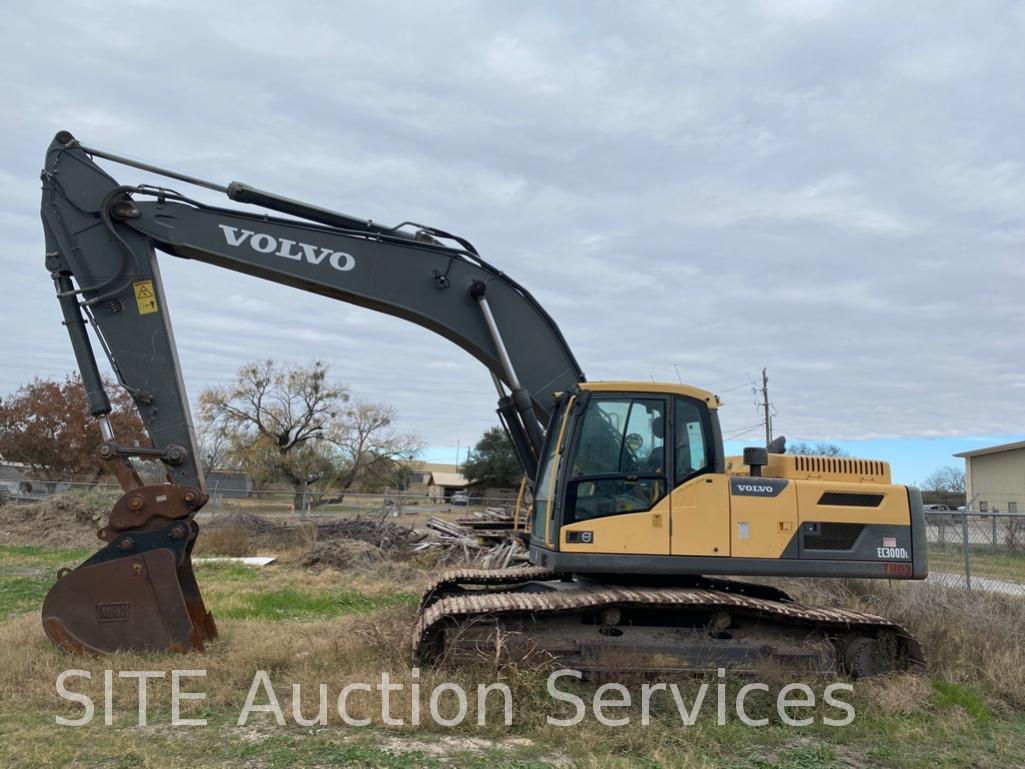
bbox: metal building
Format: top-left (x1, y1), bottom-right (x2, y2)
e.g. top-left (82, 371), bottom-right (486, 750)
top-left (205, 470), bottom-right (254, 499)
top-left (425, 471), bottom-right (470, 502)
top-left (954, 440), bottom-right (1025, 514)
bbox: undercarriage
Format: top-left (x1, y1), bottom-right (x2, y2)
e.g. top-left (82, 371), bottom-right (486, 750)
top-left (414, 568), bottom-right (924, 677)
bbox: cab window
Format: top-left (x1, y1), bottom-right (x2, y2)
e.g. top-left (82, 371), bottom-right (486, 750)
top-left (673, 395), bottom-right (712, 485)
top-left (566, 397), bottom-right (666, 522)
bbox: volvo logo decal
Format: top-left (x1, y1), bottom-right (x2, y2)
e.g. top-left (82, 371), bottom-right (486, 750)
top-left (730, 478), bottom-right (788, 497)
top-left (218, 224), bottom-right (355, 271)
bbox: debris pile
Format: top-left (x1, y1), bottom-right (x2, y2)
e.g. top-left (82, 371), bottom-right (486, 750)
top-left (198, 510), bottom-right (426, 563)
top-left (417, 509), bottom-right (529, 568)
top-left (452, 507), bottom-right (519, 546)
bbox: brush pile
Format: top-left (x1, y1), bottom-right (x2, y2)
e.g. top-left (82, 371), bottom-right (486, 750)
top-left (297, 539), bottom-right (384, 570)
top-left (315, 517), bottom-right (425, 551)
top-left (202, 511), bottom-right (310, 550)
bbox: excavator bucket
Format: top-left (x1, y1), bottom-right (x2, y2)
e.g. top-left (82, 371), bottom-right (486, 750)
top-left (41, 486), bottom-right (216, 655)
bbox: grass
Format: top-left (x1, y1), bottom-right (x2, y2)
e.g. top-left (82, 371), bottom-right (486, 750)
top-left (2, 545), bottom-right (1025, 768)
top-left (0, 545), bottom-right (95, 617)
top-left (192, 559), bottom-right (264, 581)
top-left (744, 746), bottom-right (836, 769)
top-left (215, 587), bottom-right (417, 620)
top-left (0, 544), bottom-right (94, 568)
top-left (0, 574), bottom-right (54, 616)
top-left (931, 680), bottom-right (991, 721)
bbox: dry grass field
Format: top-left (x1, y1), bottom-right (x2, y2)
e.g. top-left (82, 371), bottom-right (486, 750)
top-left (1, 496), bottom-right (1024, 768)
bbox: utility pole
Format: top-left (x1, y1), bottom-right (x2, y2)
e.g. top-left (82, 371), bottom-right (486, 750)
top-left (761, 368), bottom-right (772, 447)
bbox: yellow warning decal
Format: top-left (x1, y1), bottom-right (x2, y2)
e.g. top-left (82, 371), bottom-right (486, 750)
top-left (133, 281), bottom-right (159, 315)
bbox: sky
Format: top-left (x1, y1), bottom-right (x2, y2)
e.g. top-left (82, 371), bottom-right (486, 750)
top-left (1, 1), bottom-right (1023, 485)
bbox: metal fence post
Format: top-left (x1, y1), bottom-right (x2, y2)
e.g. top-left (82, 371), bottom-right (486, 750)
top-left (961, 512), bottom-right (972, 591)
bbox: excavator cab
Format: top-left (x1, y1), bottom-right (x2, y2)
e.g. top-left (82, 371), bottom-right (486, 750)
top-left (530, 382), bottom-right (726, 565)
top-left (529, 382), bottom-right (927, 584)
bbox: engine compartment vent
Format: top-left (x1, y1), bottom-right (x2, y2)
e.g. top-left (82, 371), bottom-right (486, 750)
top-left (818, 492), bottom-right (884, 507)
top-left (794, 456), bottom-right (887, 477)
top-left (803, 522), bottom-right (865, 550)
top-left (724, 453), bottom-right (891, 483)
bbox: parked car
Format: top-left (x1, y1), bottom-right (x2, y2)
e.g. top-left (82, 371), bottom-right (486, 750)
top-left (450, 491), bottom-right (469, 506)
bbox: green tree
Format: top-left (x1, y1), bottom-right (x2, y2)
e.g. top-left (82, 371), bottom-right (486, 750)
top-left (461, 426), bottom-right (521, 489)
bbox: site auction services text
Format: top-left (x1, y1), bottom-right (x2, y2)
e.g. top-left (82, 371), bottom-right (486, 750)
top-left (55, 668), bottom-right (857, 728)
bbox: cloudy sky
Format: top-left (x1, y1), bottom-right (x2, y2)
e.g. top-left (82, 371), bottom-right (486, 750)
top-left (2, 1), bottom-right (1023, 483)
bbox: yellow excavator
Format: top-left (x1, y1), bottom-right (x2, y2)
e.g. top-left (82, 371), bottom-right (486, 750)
top-left (38, 132), bottom-right (926, 676)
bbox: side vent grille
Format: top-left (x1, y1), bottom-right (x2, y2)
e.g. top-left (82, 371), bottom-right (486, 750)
top-left (804, 523), bottom-right (865, 551)
top-left (794, 456), bottom-right (886, 476)
top-left (818, 492), bottom-right (884, 507)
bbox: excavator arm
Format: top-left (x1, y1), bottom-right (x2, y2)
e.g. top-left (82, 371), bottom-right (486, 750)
top-left (38, 130), bottom-right (584, 653)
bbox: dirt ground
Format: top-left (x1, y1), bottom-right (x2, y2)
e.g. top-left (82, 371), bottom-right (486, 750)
top-left (0, 495), bottom-right (108, 548)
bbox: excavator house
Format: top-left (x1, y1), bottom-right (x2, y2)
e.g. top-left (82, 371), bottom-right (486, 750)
top-left (38, 132), bottom-right (927, 676)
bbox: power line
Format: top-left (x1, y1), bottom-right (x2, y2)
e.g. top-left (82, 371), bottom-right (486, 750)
top-left (716, 379), bottom-right (758, 395)
top-left (704, 369), bottom-right (756, 387)
top-left (723, 422), bottom-right (764, 441)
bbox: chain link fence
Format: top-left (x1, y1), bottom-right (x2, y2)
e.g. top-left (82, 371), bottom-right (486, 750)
top-left (0, 478), bottom-right (524, 522)
top-left (925, 511), bottom-right (1025, 596)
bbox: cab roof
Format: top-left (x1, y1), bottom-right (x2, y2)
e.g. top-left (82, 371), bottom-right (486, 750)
top-left (579, 381), bottom-right (721, 409)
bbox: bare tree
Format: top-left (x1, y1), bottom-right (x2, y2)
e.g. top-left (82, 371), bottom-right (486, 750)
top-left (308, 401), bottom-right (422, 506)
top-left (788, 441), bottom-right (850, 457)
top-left (198, 361), bottom-right (421, 511)
top-left (920, 466), bottom-right (967, 495)
top-left (333, 401), bottom-right (422, 488)
top-left (196, 419), bottom-right (231, 473)
top-left (198, 360), bottom-right (348, 509)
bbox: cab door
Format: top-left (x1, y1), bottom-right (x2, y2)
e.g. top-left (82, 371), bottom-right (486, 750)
top-left (669, 395), bottom-right (731, 557)
top-left (558, 394), bottom-right (671, 555)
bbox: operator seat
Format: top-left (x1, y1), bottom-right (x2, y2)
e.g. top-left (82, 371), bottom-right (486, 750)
top-left (646, 416), bottom-right (666, 472)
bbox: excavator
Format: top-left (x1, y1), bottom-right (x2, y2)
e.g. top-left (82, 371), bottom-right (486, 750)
top-left (37, 131), bottom-right (927, 676)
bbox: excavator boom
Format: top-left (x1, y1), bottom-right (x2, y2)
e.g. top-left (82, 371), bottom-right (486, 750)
top-left (39, 131), bottom-right (582, 653)
top-left (42, 131), bottom-right (584, 487)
